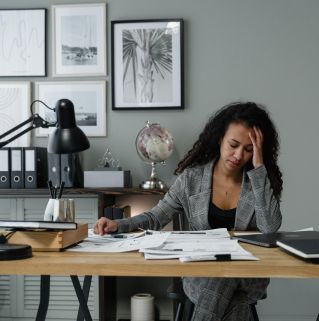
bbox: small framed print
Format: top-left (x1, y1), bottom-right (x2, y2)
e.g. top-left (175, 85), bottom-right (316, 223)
top-left (111, 19), bottom-right (184, 110)
top-left (52, 3), bottom-right (106, 77)
top-left (35, 81), bottom-right (106, 137)
top-left (0, 82), bottom-right (31, 147)
top-left (0, 9), bottom-right (46, 76)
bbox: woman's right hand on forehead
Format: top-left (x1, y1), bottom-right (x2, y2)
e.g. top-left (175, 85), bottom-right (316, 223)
top-left (93, 217), bottom-right (118, 235)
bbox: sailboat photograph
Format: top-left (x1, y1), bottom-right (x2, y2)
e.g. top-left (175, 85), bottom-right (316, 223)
top-left (61, 15), bottom-right (97, 66)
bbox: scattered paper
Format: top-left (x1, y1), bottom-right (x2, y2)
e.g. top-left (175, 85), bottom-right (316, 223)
top-left (67, 231), bottom-right (168, 253)
top-left (67, 227), bottom-right (257, 261)
top-left (85, 228), bottom-right (146, 243)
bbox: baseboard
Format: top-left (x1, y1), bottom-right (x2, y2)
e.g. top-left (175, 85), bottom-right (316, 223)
top-left (117, 319), bottom-right (170, 321)
top-left (259, 314), bottom-right (317, 321)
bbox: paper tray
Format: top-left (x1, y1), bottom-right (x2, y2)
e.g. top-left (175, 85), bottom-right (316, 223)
top-left (4, 223), bottom-right (88, 251)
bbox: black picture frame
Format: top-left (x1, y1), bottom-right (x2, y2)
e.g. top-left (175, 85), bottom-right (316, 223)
top-left (0, 9), bottom-right (46, 77)
top-left (111, 19), bottom-right (184, 110)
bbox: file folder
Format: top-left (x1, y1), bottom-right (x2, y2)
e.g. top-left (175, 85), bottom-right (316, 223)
top-left (24, 147), bottom-right (48, 188)
top-left (10, 147), bottom-right (24, 188)
top-left (0, 148), bottom-right (11, 188)
top-left (48, 152), bottom-right (61, 186)
top-left (61, 153), bottom-right (84, 187)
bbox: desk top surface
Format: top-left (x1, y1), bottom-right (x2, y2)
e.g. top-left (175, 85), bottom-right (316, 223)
top-left (0, 243), bottom-right (318, 278)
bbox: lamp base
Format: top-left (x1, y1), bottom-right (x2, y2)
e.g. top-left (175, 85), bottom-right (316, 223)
top-left (0, 244), bottom-right (32, 260)
top-left (140, 177), bottom-right (167, 190)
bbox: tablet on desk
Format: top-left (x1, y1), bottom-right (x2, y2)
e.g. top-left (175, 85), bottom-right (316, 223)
top-left (233, 231), bottom-right (319, 248)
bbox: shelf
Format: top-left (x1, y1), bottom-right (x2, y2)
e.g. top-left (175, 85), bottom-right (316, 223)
top-left (0, 187), bottom-right (167, 197)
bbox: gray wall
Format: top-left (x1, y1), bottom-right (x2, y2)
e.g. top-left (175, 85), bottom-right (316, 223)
top-left (1, 0), bottom-right (319, 320)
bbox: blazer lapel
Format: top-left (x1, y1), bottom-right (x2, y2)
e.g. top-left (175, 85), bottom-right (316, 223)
top-left (235, 171), bottom-right (255, 230)
top-left (188, 161), bottom-right (213, 230)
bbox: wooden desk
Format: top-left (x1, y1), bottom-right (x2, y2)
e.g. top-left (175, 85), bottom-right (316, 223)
top-left (1, 243), bottom-right (318, 278)
top-left (1, 244), bottom-right (318, 321)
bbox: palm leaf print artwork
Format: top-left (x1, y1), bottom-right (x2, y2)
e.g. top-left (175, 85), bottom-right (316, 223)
top-left (122, 28), bottom-right (173, 103)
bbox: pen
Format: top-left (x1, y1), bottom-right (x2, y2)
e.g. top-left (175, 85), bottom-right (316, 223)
top-left (215, 254), bottom-right (231, 261)
top-left (58, 181), bottom-right (65, 199)
top-left (47, 180), bottom-right (53, 198)
top-left (112, 235), bottom-right (127, 238)
top-left (53, 185), bottom-right (58, 199)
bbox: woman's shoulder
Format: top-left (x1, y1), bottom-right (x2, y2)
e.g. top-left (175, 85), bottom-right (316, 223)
top-left (181, 162), bottom-right (209, 176)
top-left (178, 162), bottom-right (213, 186)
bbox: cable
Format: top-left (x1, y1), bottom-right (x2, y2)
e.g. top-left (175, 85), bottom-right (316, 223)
top-left (0, 231), bottom-right (16, 243)
top-left (30, 100), bottom-right (55, 116)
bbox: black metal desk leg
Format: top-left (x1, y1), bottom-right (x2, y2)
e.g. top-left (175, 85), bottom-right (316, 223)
top-left (36, 275), bottom-right (50, 321)
top-left (71, 275), bottom-right (93, 321)
top-left (76, 276), bottom-right (92, 321)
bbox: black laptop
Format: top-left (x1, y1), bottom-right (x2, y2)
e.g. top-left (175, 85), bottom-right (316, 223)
top-left (233, 231), bottom-right (319, 248)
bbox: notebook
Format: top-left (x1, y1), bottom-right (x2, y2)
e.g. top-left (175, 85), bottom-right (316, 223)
top-left (0, 220), bottom-right (77, 230)
top-left (233, 231), bottom-right (319, 248)
top-left (276, 239), bottom-right (319, 259)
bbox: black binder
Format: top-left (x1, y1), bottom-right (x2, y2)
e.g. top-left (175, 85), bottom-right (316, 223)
top-left (10, 147), bottom-right (24, 189)
top-left (61, 153), bottom-right (84, 188)
top-left (104, 207), bottom-right (113, 219)
top-left (0, 148), bottom-right (11, 188)
top-left (24, 147), bottom-right (48, 188)
top-left (47, 152), bottom-right (61, 186)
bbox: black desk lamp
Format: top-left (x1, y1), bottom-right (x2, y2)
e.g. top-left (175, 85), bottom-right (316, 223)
top-left (0, 98), bottom-right (90, 260)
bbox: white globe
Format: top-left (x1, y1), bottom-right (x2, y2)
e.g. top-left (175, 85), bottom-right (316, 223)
top-left (136, 122), bottom-right (174, 164)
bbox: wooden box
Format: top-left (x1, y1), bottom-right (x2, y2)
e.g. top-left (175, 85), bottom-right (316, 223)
top-left (4, 223), bottom-right (88, 251)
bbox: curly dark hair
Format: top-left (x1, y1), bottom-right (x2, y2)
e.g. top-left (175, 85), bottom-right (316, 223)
top-left (175, 102), bottom-right (283, 199)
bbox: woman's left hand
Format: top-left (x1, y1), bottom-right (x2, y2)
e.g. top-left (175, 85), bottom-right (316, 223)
top-left (249, 126), bottom-right (264, 168)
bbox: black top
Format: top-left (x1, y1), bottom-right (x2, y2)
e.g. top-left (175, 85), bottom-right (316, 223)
top-left (208, 202), bottom-right (236, 230)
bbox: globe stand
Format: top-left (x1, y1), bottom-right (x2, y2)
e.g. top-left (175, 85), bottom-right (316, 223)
top-left (140, 162), bottom-right (167, 190)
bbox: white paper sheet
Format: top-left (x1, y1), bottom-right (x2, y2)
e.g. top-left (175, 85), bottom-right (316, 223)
top-left (67, 233), bottom-right (169, 253)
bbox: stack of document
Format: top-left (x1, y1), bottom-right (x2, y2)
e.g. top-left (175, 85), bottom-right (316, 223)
top-left (140, 229), bottom-right (257, 261)
top-left (68, 228), bottom-right (257, 261)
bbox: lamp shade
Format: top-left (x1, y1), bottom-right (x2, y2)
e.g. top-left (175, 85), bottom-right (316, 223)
top-left (47, 99), bottom-right (90, 154)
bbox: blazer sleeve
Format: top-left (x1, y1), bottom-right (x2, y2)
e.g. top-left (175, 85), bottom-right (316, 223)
top-left (247, 165), bottom-right (282, 233)
top-left (115, 173), bottom-right (186, 233)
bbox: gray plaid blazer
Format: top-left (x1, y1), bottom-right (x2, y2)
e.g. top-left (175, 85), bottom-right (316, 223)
top-left (116, 161), bottom-right (282, 317)
top-left (116, 161), bottom-right (282, 233)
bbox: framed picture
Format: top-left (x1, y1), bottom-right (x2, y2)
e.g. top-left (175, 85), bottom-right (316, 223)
top-left (34, 81), bottom-right (106, 137)
top-left (0, 9), bottom-right (46, 76)
top-left (52, 3), bottom-right (106, 77)
top-left (0, 82), bottom-right (31, 147)
top-left (111, 19), bottom-right (184, 110)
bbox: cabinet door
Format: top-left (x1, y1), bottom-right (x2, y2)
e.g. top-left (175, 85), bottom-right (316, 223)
top-left (0, 199), bottom-right (18, 319)
top-left (16, 197), bottom-right (99, 321)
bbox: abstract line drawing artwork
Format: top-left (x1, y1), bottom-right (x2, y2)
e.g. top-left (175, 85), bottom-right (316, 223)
top-left (0, 83), bottom-right (31, 147)
top-left (0, 9), bottom-right (46, 76)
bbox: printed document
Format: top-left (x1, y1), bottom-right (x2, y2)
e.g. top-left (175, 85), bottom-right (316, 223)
top-left (67, 228), bottom-right (257, 261)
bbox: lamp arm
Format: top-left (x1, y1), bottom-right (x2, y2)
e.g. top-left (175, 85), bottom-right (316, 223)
top-left (0, 114), bottom-right (56, 148)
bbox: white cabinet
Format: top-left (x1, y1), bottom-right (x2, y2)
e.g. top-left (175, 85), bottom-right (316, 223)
top-left (0, 195), bottom-right (99, 321)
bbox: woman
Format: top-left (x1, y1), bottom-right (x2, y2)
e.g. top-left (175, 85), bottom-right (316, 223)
top-left (94, 102), bottom-right (283, 321)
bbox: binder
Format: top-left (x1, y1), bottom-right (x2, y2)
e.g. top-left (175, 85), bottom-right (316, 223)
top-left (112, 205), bottom-right (131, 219)
top-left (0, 148), bottom-right (11, 188)
top-left (104, 207), bottom-right (113, 219)
top-left (103, 205), bottom-right (130, 220)
top-left (47, 153), bottom-right (61, 186)
top-left (24, 147), bottom-right (48, 188)
top-left (61, 153), bottom-right (84, 188)
top-left (10, 147), bottom-right (24, 189)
